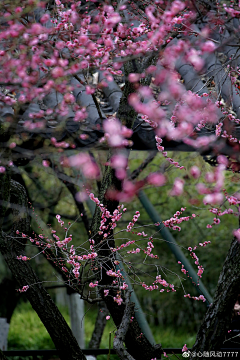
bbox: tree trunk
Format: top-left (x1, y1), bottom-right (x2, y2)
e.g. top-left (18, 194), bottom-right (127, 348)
top-left (0, 178), bottom-right (86, 360)
top-left (88, 301), bottom-right (108, 350)
top-left (0, 276), bottom-right (20, 351)
top-left (113, 291), bottom-right (136, 360)
top-left (191, 238), bottom-right (240, 359)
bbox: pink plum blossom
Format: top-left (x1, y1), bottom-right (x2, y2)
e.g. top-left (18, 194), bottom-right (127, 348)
top-left (170, 178), bottom-right (184, 196)
top-left (147, 173), bottom-right (166, 186)
top-left (68, 153), bottom-right (99, 179)
top-left (201, 41), bottom-right (216, 52)
top-left (233, 229), bottom-right (240, 242)
top-left (203, 193), bottom-right (224, 205)
top-left (190, 166), bottom-right (201, 179)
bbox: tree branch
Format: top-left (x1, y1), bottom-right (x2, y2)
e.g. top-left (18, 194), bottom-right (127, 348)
top-left (113, 291), bottom-right (136, 360)
top-left (88, 301), bottom-right (108, 349)
top-left (128, 151), bottom-right (158, 181)
top-left (191, 237), bottom-right (240, 357)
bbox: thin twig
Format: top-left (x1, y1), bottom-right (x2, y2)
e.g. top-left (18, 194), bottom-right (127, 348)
top-left (128, 151), bottom-right (158, 181)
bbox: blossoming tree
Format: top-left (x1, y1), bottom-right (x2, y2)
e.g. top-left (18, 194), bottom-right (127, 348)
top-left (1, 0), bottom-right (240, 359)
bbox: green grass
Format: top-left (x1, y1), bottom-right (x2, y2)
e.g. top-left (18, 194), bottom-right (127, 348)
top-left (7, 301), bottom-right (196, 360)
top-left (152, 326), bottom-right (196, 349)
top-left (8, 301), bottom-right (56, 350)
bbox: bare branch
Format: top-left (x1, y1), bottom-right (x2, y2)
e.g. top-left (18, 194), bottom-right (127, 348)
top-left (113, 291), bottom-right (136, 360)
top-left (88, 301), bottom-right (108, 349)
top-left (128, 151), bottom-right (158, 181)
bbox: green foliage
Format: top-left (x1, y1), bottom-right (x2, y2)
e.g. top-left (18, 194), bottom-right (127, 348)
top-left (8, 302), bottom-right (55, 350)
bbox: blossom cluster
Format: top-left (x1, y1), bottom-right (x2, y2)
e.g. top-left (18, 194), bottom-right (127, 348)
top-left (155, 136), bottom-right (185, 171)
top-left (126, 211), bottom-right (140, 232)
top-left (178, 239), bottom-right (210, 285)
top-left (142, 274), bottom-right (176, 293)
top-left (101, 118), bottom-right (133, 148)
top-left (89, 192), bottom-right (126, 237)
top-left (16, 255), bottom-right (30, 261)
top-left (18, 285), bottom-right (29, 293)
top-left (184, 294), bottom-right (206, 302)
top-left (162, 207), bottom-right (198, 231)
top-left (0, 0), bottom-right (239, 166)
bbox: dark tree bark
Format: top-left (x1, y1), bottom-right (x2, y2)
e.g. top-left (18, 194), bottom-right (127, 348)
top-left (113, 291), bottom-right (134, 360)
top-left (0, 277), bottom-right (20, 322)
top-left (0, 171), bottom-right (29, 328)
top-left (0, 178), bottom-right (86, 360)
top-left (113, 291), bottom-right (135, 360)
top-left (88, 301), bottom-right (108, 350)
top-left (191, 237), bottom-right (240, 359)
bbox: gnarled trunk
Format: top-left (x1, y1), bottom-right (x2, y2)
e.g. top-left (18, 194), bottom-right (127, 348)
top-left (191, 238), bottom-right (240, 359)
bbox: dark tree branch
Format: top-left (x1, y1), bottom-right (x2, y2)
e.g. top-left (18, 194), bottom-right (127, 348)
top-left (88, 301), bottom-right (108, 349)
top-left (113, 291), bottom-right (136, 360)
top-left (0, 277), bottom-right (20, 322)
top-left (128, 151), bottom-right (158, 181)
top-left (191, 237), bottom-right (240, 358)
top-left (51, 163), bottom-right (91, 234)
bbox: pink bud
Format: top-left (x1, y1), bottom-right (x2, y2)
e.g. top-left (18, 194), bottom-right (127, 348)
top-left (190, 166), bottom-right (200, 179)
top-left (42, 160), bottom-right (50, 167)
